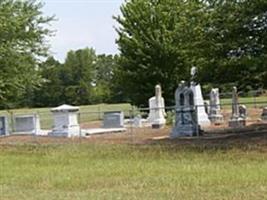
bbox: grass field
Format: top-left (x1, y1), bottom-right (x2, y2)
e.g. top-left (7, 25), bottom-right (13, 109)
top-left (0, 142), bottom-right (267, 200)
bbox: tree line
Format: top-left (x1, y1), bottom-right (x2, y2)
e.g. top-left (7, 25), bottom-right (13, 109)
top-left (0, 0), bottom-right (266, 109)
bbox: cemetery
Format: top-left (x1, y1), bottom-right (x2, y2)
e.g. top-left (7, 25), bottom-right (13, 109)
top-left (0, 68), bottom-right (266, 141)
top-left (0, 0), bottom-right (266, 199)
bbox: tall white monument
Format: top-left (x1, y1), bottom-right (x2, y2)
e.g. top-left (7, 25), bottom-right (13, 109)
top-left (190, 67), bottom-right (210, 127)
top-left (147, 84), bottom-right (166, 128)
top-left (209, 88), bottom-right (224, 124)
top-left (50, 104), bottom-right (80, 137)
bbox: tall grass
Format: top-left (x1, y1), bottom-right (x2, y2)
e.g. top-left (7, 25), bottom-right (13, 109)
top-left (0, 143), bottom-right (266, 200)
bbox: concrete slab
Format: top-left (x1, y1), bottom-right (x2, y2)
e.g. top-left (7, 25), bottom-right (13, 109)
top-left (82, 128), bottom-right (126, 136)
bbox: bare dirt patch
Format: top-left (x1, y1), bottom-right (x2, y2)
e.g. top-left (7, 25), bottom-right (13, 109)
top-left (0, 123), bottom-right (267, 151)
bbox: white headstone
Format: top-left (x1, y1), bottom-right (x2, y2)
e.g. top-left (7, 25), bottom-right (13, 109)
top-left (103, 111), bottom-right (124, 128)
top-left (147, 84), bottom-right (166, 128)
top-left (133, 114), bottom-right (142, 128)
top-left (189, 67), bottom-right (210, 127)
top-left (209, 88), bottom-right (224, 124)
top-left (190, 84), bottom-right (210, 127)
top-left (50, 104), bottom-right (80, 137)
top-left (14, 114), bottom-right (40, 134)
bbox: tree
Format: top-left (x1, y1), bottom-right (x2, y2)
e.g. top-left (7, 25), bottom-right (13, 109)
top-left (114, 0), bottom-right (209, 106)
top-left (199, 0), bottom-right (267, 91)
top-left (115, 0), bottom-right (267, 106)
top-left (0, 0), bottom-right (54, 108)
top-left (33, 57), bottom-right (64, 107)
top-left (61, 48), bottom-right (96, 105)
top-left (93, 54), bottom-right (122, 103)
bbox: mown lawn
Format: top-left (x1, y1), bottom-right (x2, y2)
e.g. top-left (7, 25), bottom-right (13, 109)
top-left (0, 143), bottom-right (267, 200)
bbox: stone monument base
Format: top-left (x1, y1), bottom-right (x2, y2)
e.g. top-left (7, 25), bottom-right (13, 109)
top-left (152, 123), bottom-right (165, 129)
top-left (228, 118), bottom-right (246, 128)
top-left (209, 114), bottom-right (224, 125)
top-left (171, 125), bottom-right (200, 138)
top-left (261, 107), bottom-right (267, 121)
top-left (50, 125), bottom-right (80, 137)
top-left (151, 118), bottom-right (166, 129)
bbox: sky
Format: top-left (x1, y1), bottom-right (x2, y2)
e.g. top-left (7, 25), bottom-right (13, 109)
top-left (42, 0), bottom-right (125, 62)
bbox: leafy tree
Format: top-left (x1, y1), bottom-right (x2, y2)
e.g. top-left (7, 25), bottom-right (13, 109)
top-left (199, 0), bottom-right (267, 91)
top-left (33, 57), bottom-right (64, 107)
top-left (61, 48), bottom-right (96, 105)
top-left (93, 54), bottom-right (122, 103)
top-left (115, 0), bottom-right (267, 105)
top-left (0, 0), bottom-right (54, 108)
top-left (114, 0), bottom-right (209, 106)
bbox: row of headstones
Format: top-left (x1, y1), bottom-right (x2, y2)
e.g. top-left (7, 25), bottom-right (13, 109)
top-left (147, 82), bottom-right (267, 138)
top-left (0, 114), bottom-right (40, 136)
top-left (0, 104), bottom-right (125, 137)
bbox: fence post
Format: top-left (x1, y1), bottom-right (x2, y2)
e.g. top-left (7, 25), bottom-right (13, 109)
top-left (78, 112), bottom-right (82, 143)
top-left (195, 105), bottom-right (199, 137)
top-left (10, 111), bottom-right (14, 134)
top-left (130, 106), bottom-right (134, 142)
top-left (98, 106), bottom-right (101, 120)
top-left (253, 92), bottom-right (257, 108)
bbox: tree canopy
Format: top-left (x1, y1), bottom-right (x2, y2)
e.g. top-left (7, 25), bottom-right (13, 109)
top-left (0, 0), bottom-right (54, 109)
top-left (115, 0), bottom-right (267, 106)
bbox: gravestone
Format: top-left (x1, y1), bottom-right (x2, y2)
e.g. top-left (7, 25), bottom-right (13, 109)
top-left (133, 114), bottom-right (142, 128)
top-left (228, 87), bottom-right (246, 128)
top-left (14, 114), bottom-right (40, 134)
top-left (171, 81), bottom-right (199, 138)
top-left (103, 111), bottom-right (124, 128)
top-left (239, 105), bottom-right (247, 119)
top-left (261, 107), bottom-right (267, 120)
top-left (147, 84), bottom-right (166, 128)
top-left (209, 88), bottom-right (224, 124)
top-left (190, 67), bottom-right (210, 127)
top-left (50, 104), bottom-right (80, 137)
top-left (0, 116), bottom-right (8, 136)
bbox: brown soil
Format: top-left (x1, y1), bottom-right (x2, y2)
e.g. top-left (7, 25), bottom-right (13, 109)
top-left (1, 123), bottom-right (267, 151)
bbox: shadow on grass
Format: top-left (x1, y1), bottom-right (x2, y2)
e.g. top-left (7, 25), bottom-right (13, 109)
top-left (144, 123), bottom-right (267, 153)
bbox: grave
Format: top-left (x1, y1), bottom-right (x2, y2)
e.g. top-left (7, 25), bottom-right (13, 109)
top-left (171, 81), bottom-right (199, 138)
top-left (190, 67), bottom-right (210, 127)
top-left (103, 111), bottom-right (124, 128)
top-left (133, 114), bottom-right (142, 128)
top-left (14, 114), bottom-right (40, 134)
top-left (209, 88), bottom-right (224, 124)
top-left (50, 104), bottom-right (80, 137)
top-left (147, 84), bottom-right (166, 128)
top-left (0, 116), bottom-right (8, 136)
top-left (261, 107), bottom-right (267, 120)
top-left (239, 105), bottom-right (247, 119)
top-left (228, 87), bottom-right (246, 128)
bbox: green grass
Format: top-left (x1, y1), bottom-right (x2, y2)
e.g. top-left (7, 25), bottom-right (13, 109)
top-left (220, 96), bottom-right (267, 108)
top-left (0, 144), bottom-right (267, 200)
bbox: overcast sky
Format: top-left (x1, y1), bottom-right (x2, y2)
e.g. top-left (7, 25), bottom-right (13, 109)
top-left (42, 0), bottom-right (124, 62)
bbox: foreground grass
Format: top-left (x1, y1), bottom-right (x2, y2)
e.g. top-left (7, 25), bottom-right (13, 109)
top-left (0, 144), bottom-right (267, 200)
